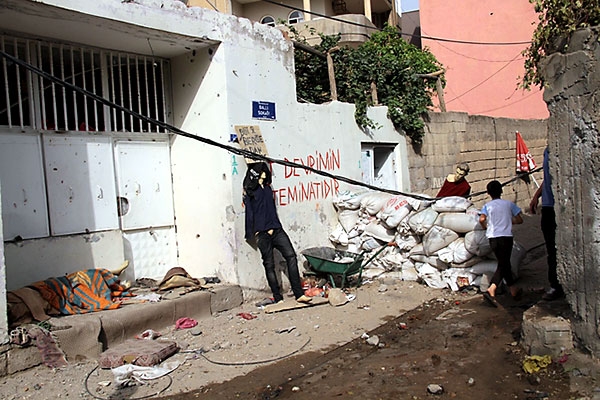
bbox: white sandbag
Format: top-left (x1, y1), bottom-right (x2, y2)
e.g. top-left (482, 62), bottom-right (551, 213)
top-left (338, 209), bottom-right (360, 233)
top-left (435, 212), bottom-right (481, 234)
top-left (380, 251), bottom-right (407, 271)
top-left (441, 268), bottom-right (477, 291)
top-left (409, 254), bottom-right (448, 271)
top-left (465, 206), bottom-right (485, 230)
top-left (432, 196), bottom-right (473, 213)
top-left (409, 243), bottom-right (425, 257)
top-left (333, 190), bottom-right (365, 210)
top-left (436, 245), bottom-right (454, 264)
top-left (464, 230), bottom-right (492, 257)
top-left (449, 237), bottom-right (474, 264)
top-left (394, 232), bottom-right (420, 251)
top-left (415, 262), bottom-right (448, 289)
top-left (451, 256), bottom-right (486, 269)
top-left (401, 261), bottom-right (419, 281)
top-left (361, 236), bottom-right (384, 251)
top-left (409, 195), bottom-right (435, 211)
top-left (363, 220), bottom-right (396, 242)
top-left (466, 259), bottom-right (497, 276)
top-left (379, 195), bottom-right (413, 228)
top-left (511, 241), bottom-right (527, 274)
top-left (360, 192), bottom-right (394, 216)
top-left (422, 225), bottom-right (459, 256)
top-left (408, 207), bottom-right (439, 235)
top-left (328, 224), bottom-right (349, 246)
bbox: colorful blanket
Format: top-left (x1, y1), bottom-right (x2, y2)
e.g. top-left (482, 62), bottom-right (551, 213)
top-left (30, 269), bottom-right (133, 315)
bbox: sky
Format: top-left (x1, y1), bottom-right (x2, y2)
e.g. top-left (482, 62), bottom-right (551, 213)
top-left (401, 0), bottom-right (419, 12)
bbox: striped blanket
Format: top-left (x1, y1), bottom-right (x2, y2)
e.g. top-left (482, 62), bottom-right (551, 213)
top-left (31, 269), bottom-right (133, 315)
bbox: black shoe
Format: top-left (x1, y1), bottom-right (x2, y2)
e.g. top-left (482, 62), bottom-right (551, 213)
top-left (542, 288), bottom-right (564, 301)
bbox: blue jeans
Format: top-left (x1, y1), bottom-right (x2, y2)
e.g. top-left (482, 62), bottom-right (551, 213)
top-left (256, 228), bottom-right (304, 301)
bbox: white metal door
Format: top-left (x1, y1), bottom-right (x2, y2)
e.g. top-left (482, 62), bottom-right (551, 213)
top-left (114, 140), bottom-right (174, 230)
top-left (44, 135), bottom-right (118, 235)
top-left (0, 133), bottom-right (49, 239)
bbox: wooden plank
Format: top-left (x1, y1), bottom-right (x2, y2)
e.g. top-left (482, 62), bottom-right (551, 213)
top-left (263, 296), bottom-right (328, 314)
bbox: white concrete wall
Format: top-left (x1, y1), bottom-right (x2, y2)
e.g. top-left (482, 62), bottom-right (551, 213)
top-left (0, 187), bottom-right (7, 343)
top-left (4, 231), bottom-right (125, 291)
top-left (1, 0), bottom-right (409, 300)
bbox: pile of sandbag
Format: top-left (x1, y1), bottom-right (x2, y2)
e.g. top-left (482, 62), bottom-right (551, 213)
top-left (328, 191), bottom-right (526, 292)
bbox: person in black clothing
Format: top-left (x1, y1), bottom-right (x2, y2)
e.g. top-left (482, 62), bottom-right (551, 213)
top-left (243, 162), bottom-right (311, 305)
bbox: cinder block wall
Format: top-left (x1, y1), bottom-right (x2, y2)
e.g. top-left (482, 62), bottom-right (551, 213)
top-left (408, 111), bottom-right (548, 211)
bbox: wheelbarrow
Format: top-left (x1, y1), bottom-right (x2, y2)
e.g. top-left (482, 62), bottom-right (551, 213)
top-left (301, 242), bottom-right (394, 289)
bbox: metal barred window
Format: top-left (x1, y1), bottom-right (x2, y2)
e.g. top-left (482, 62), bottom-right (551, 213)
top-left (0, 35), bottom-right (170, 133)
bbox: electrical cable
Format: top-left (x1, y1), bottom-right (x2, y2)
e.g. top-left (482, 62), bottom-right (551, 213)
top-left (182, 336), bottom-right (311, 366)
top-left (83, 364), bottom-right (173, 400)
top-left (0, 50), bottom-right (542, 200)
top-left (0, 49), bottom-right (432, 201)
top-left (261, 0), bottom-right (532, 46)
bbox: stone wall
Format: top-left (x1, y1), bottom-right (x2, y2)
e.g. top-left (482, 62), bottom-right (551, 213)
top-left (542, 27), bottom-right (600, 357)
top-left (409, 111), bottom-right (548, 211)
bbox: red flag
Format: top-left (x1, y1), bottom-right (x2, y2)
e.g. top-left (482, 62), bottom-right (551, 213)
top-left (516, 131), bottom-right (536, 172)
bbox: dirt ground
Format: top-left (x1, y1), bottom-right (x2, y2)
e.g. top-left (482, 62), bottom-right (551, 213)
top-left (1, 216), bottom-right (600, 400)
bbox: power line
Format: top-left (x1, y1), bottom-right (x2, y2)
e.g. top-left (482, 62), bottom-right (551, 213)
top-left (262, 0), bottom-right (532, 46)
top-left (0, 50), bottom-right (433, 201)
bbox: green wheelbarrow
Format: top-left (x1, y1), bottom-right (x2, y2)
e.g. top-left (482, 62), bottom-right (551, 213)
top-left (301, 242), bottom-right (394, 289)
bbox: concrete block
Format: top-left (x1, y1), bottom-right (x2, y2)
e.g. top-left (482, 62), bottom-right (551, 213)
top-left (521, 305), bottom-right (573, 357)
top-left (7, 345), bottom-right (42, 374)
top-left (211, 284), bottom-right (243, 314)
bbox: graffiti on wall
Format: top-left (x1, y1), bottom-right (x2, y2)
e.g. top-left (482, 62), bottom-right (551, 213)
top-left (273, 149), bottom-right (341, 206)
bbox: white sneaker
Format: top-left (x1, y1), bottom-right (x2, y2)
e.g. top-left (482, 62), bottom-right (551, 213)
top-left (296, 295), bottom-right (312, 303)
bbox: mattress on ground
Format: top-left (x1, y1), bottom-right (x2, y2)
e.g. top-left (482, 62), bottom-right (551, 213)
top-left (98, 339), bottom-right (179, 369)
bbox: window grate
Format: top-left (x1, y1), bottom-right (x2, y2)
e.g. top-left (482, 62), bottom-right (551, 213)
top-left (0, 35), bottom-right (170, 133)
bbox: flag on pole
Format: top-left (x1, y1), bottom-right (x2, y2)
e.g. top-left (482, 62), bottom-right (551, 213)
top-left (516, 131), bottom-right (536, 173)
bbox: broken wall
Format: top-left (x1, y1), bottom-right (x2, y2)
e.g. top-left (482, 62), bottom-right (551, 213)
top-left (542, 27), bottom-right (600, 356)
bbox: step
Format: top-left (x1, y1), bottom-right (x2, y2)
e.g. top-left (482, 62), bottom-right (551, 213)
top-left (0, 284), bottom-right (243, 376)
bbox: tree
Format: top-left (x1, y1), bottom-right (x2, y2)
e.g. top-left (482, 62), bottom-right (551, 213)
top-left (290, 25), bottom-right (444, 144)
top-left (523, 0), bottom-right (600, 89)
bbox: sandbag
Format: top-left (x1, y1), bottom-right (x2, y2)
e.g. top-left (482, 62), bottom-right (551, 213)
top-left (441, 268), bottom-right (477, 291)
top-left (415, 262), bottom-right (448, 289)
top-left (338, 209), bottom-right (360, 232)
top-left (379, 195), bottom-right (413, 228)
top-left (464, 230), bottom-right (492, 257)
top-left (363, 220), bottom-right (396, 242)
top-left (394, 232), bottom-right (420, 251)
top-left (449, 237), bottom-right (474, 264)
top-left (328, 224), bottom-right (349, 246)
top-left (432, 196), bottom-right (473, 213)
top-left (401, 261), bottom-right (419, 281)
top-left (360, 192), bottom-right (394, 215)
top-left (435, 212), bottom-right (480, 234)
top-left (333, 190), bottom-right (364, 210)
top-left (422, 225), bottom-right (459, 256)
top-left (408, 207), bottom-right (439, 235)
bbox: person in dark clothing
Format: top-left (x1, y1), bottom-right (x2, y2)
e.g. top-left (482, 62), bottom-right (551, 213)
top-left (436, 163), bottom-right (471, 198)
top-left (529, 147), bottom-right (563, 301)
top-left (243, 162), bottom-right (311, 305)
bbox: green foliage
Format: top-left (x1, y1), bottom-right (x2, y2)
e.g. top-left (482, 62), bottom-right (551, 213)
top-left (523, 0), bottom-right (600, 89)
top-left (290, 25), bottom-right (444, 144)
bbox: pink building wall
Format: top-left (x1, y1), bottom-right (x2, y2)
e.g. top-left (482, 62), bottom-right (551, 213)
top-left (420, 0), bottom-right (548, 119)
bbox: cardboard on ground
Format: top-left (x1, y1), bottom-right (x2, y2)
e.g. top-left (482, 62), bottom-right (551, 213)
top-left (263, 296), bottom-right (329, 314)
top-left (234, 125), bottom-right (268, 164)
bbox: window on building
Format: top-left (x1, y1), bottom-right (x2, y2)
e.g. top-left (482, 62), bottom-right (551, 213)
top-left (0, 34), bottom-right (171, 133)
top-left (361, 144), bottom-right (398, 190)
top-left (288, 11), bottom-right (304, 24)
top-left (260, 16), bottom-right (276, 27)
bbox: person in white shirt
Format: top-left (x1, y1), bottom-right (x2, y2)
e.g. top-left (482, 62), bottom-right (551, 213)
top-left (479, 180), bottom-right (523, 306)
